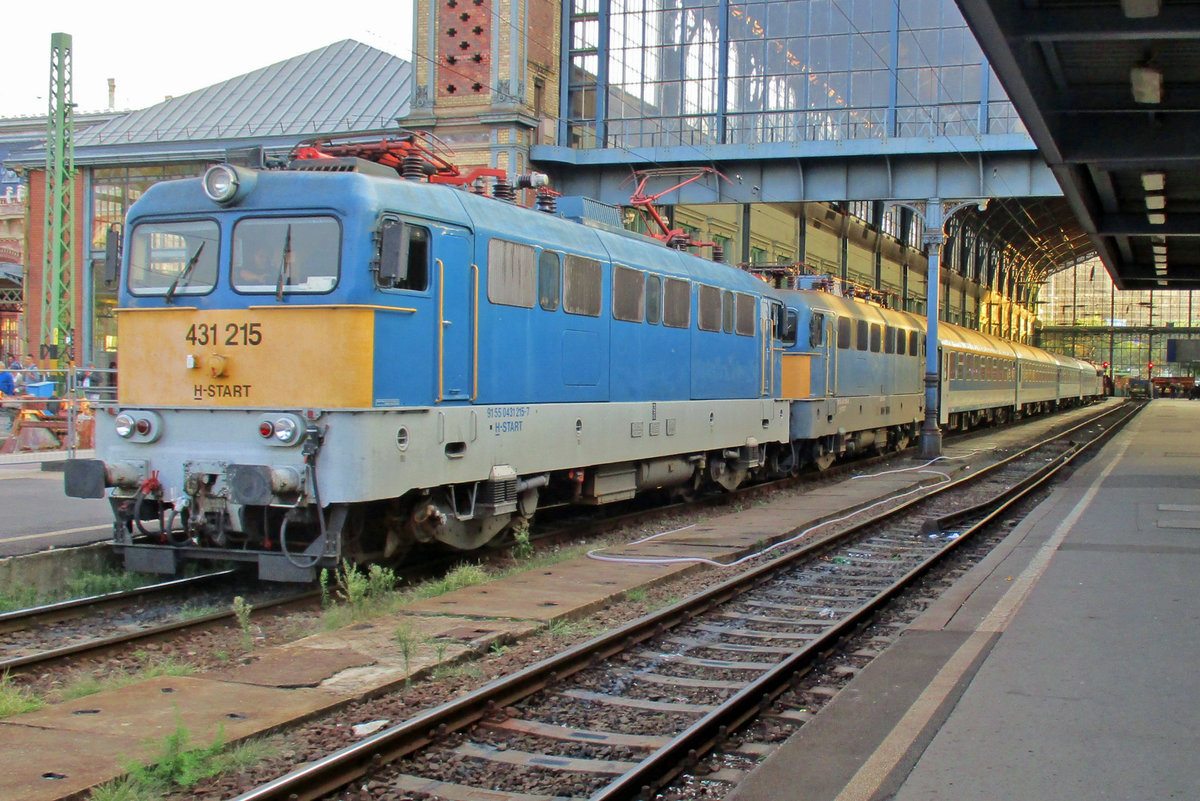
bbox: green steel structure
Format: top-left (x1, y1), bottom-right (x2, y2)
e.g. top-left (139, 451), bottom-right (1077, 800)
top-left (42, 32), bottom-right (75, 365)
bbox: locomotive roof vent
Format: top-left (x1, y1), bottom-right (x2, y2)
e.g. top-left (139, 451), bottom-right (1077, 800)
top-left (287, 156), bottom-right (397, 178)
top-left (556, 196), bottom-right (625, 231)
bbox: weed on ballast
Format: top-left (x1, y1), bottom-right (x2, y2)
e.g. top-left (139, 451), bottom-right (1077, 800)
top-left (0, 672), bottom-right (44, 718)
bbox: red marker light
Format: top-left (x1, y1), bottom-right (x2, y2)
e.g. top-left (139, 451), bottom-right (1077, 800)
top-left (258, 421), bottom-right (274, 438)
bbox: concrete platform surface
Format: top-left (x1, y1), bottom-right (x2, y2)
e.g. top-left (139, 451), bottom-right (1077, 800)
top-left (0, 400), bottom-right (1119, 800)
top-left (727, 399), bottom-right (1200, 801)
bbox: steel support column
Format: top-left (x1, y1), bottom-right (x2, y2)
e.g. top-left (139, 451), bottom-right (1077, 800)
top-left (902, 197), bottom-right (990, 459)
top-left (42, 32), bottom-right (74, 366)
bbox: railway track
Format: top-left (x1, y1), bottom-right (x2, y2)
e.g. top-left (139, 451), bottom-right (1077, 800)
top-left (228, 401), bottom-right (1136, 801)
top-left (0, 571), bottom-right (316, 676)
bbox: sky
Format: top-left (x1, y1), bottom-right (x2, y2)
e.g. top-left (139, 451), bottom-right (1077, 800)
top-left (5, 2), bottom-right (414, 118)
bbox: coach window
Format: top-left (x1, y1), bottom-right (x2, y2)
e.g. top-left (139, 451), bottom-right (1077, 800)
top-left (538, 250), bottom-right (560, 311)
top-left (663, 277), bottom-right (690, 328)
top-left (735, 293), bottom-right (756, 336)
top-left (698, 285), bottom-right (722, 332)
top-left (613, 265), bottom-right (645, 322)
top-left (837, 317), bottom-right (852, 349)
top-left (564, 255), bottom-right (602, 316)
top-left (856, 320), bottom-right (869, 352)
top-left (488, 239), bottom-right (536, 307)
top-left (869, 323), bottom-right (881, 352)
top-left (645, 275), bottom-right (662, 324)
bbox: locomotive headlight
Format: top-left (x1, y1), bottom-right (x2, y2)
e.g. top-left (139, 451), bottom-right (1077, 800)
top-left (112, 410), bottom-right (163, 443)
top-left (272, 417), bottom-right (298, 443)
top-left (255, 413), bottom-right (303, 447)
top-left (114, 413), bottom-right (135, 438)
top-left (203, 165), bottom-right (238, 202)
top-left (202, 164), bottom-right (256, 205)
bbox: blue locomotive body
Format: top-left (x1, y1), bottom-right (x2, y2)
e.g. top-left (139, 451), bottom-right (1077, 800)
top-left (65, 154), bottom-right (1102, 581)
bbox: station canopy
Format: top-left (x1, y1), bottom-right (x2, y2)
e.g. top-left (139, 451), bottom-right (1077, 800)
top-left (957, 0), bottom-right (1200, 290)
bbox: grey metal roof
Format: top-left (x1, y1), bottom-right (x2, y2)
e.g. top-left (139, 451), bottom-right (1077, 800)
top-left (9, 40), bottom-right (410, 166)
top-left (956, 1), bottom-right (1200, 291)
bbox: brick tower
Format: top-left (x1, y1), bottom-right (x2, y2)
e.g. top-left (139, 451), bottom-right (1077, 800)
top-left (409, 0), bottom-right (561, 181)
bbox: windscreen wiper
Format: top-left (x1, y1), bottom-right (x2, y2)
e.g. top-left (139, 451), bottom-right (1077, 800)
top-left (165, 241), bottom-right (205, 304)
top-left (275, 225), bottom-right (293, 302)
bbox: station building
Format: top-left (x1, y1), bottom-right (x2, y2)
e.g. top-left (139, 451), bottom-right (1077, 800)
top-left (3, 0), bottom-right (1199, 383)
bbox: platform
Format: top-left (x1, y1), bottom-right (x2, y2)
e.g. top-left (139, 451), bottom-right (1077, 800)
top-left (727, 399), bottom-right (1200, 801)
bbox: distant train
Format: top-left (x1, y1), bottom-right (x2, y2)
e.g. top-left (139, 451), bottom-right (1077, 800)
top-left (65, 137), bottom-right (1104, 581)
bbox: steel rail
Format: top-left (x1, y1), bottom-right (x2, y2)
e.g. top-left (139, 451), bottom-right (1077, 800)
top-left (230, 401), bottom-right (1138, 801)
top-left (0, 569), bottom-right (239, 635)
top-left (0, 589), bottom-right (320, 676)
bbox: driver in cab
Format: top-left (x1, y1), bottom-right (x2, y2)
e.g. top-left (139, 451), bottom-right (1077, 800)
top-left (234, 241), bottom-right (276, 288)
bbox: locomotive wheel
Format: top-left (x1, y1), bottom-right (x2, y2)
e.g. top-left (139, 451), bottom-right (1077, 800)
top-left (892, 428), bottom-right (911, 452)
top-left (811, 440), bottom-right (835, 471)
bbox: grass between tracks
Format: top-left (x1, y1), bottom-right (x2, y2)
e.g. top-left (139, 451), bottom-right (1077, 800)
top-left (88, 723), bottom-right (277, 801)
top-left (0, 567), bottom-right (156, 613)
top-left (10, 534), bottom-right (631, 798)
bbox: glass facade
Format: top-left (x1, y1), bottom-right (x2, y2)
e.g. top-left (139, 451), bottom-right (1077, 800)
top-left (89, 163), bottom-right (206, 364)
top-left (1037, 259), bottom-right (1200, 380)
top-left (568, 0), bottom-right (1021, 149)
top-left (91, 164), bottom-right (205, 250)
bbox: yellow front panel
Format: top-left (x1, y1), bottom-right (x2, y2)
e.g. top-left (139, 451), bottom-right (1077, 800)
top-left (781, 354), bottom-right (811, 399)
top-left (117, 307), bottom-right (376, 408)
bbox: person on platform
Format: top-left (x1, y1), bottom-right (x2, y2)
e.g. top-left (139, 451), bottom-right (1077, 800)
top-left (81, 363), bottom-right (100, 401)
top-left (0, 364), bottom-right (14, 396)
top-left (9, 357), bottom-right (24, 393)
top-left (22, 354), bottom-right (42, 384)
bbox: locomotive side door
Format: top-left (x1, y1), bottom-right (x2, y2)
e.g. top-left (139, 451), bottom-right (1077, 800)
top-left (433, 228), bottom-right (474, 402)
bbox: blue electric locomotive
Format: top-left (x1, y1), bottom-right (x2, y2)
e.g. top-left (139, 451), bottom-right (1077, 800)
top-left (65, 138), bottom-right (1102, 581)
top-left (66, 142), bottom-right (793, 581)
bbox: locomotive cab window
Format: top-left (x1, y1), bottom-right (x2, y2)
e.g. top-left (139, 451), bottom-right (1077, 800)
top-left (128, 219), bottom-right (219, 297)
top-left (869, 323), bottom-right (881, 353)
top-left (883, 326), bottom-right (895, 354)
top-left (809, 311), bottom-right (824, 347)
top-left (896, 329), bottom-right (906, 355)
top-left (722, 290), bottom-right (735, 334)
top-left (778, 306), bottom-right (798, 346)
top-left (376, 219), bottom-right (428, 291)
top-left (538, 250), bottom-right (561, 311)
top-left (233, 216), bottom-right (340, 293)
top-left (856, 320), bottom-right (869, 351)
